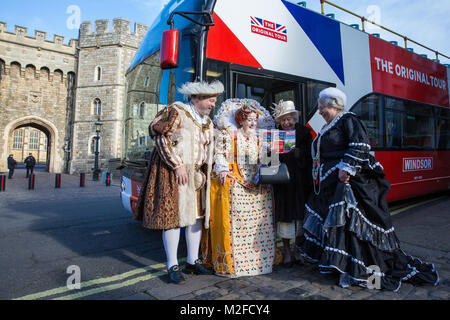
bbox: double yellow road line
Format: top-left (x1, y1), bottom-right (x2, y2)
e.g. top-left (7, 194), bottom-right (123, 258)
top-left (13, 260), bottom-right (179, 301)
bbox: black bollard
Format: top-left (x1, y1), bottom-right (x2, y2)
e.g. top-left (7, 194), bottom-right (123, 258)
top-left (105, 172), bottom-right (111, 187)
top-left (0, 175), bottom-right (6, 192)
top-left (55, 174), bottom-right (61, 189)
top-left (80, 173), bottom-right (85, 188)
top-left (28, 174), bottom-right (35, 190)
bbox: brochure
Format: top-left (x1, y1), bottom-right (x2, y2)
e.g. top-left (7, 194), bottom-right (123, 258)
top-left (261, 130), bottom-right (296, 154)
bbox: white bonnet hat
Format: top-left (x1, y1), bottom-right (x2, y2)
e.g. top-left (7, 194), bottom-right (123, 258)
top-left (273, 100), bottom-right (301, 123)
top-left (178, 80), bottom-right (224, 99)
top-left (319, 87), bottom-right (347, 110)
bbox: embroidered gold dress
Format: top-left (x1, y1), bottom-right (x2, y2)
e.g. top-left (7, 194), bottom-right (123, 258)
top-left (207, 129), bottom-right (275, 278)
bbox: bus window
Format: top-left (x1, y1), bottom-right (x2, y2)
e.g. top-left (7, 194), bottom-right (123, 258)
top-left (274, 90), bottom-right (295, 105)
top-left (403, 102), bottom-right (434, 149)
top-left (171, 32), bottom-right (198, 103)
top-left (385, 110), bottom-right (403, 149)
top-left (232, 72), bottom-right (302, 115)
top-left (385, 96), bottom-right (405, 112)
top-left (123, 53), bottom-right (164, 163)
top-left (351, 94), bottom-right (382, 148)
top-left (437, 108), bottom-right (450, 150)
top-left (206, 59), bottom-right (228, 115)
top-left (306, 81), bottom-right (330, 121)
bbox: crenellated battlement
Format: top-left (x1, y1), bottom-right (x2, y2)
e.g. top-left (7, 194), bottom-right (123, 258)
top-left (0, 21), bottom-right (78, 48)
top-left (78, 18), bottom-right (148, 49)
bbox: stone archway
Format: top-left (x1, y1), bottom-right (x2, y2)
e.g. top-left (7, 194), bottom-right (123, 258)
top-left (3, 117), bottom-right (60, 173)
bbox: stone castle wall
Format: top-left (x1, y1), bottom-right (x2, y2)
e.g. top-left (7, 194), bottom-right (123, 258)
top-left (0, 18), bottom-right (149, 175)
top-left (0, 22), bottom-right (78, 173)
top-left (69, 19), bottom-right (148, 174)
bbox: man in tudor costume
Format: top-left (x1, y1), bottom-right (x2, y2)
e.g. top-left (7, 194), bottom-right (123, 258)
top-left (134, 80), bottom-right (224, 284)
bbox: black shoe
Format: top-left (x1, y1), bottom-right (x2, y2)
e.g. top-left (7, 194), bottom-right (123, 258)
top-left (184, 259), bottom-right (214, 275)
top-left (168, 265), bottom-right (186, 285)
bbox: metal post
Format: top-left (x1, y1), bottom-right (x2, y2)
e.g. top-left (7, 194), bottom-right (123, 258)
top-left (106, 172), bottom-right (111, 187)
top-left (55, 174), bottom-right (61, 189)
top-left (28, 174), bottom-right (35, 190)
top-left (93, 133), bottom-right (100, 181)
top-left (0, 175), bottom-right (6, 192)
top-left (93, 118), bottom-right (103, 181)
top-left (80, 173), bottom-right (85, 187)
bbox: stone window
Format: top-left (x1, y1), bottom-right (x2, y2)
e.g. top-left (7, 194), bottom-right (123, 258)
top-left (93, 98), bottom-right (102, 116)
top-left (139, 102), bottom-right (145, 119)
top-left (95, 66), bottom-right (102, 81)
top-left (144, 76), bottom-right (150, 87)
top-left (10, 62), bottom-right (21, 78)
top-left (26, 65), bottom-right (36, 80)
top-left (54, 69), bottom-right (64, 83)
top-left (40, 67), bottom-right (50, 81)
top-left (29, 131), bottom-right (39, 150)
top-left (13, 130), bottom-right (23, 149)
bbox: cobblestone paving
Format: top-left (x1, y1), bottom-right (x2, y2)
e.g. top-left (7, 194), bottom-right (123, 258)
top-left (163, 259), bottom-right (449, 300)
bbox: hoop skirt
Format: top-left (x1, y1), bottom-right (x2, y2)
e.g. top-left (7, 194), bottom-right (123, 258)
top-left (302, 112), bottom-right (439, 291)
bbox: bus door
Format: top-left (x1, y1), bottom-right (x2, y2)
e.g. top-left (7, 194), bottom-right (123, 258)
top-left (231, 70), bottom-right (306, 124)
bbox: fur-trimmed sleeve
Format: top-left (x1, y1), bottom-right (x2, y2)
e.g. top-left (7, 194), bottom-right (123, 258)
top-left (150, 107), bottom-right (183, 170)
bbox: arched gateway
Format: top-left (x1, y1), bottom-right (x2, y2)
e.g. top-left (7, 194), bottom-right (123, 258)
top-left (2, 117), bottom-right (62, 173)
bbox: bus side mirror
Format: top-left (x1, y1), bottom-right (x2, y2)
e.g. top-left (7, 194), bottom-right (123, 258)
top-left (160, 29), bottom-right (181, 70)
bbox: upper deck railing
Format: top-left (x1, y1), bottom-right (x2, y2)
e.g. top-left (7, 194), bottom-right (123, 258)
top-left (318, 0), bottom-right (450, 63)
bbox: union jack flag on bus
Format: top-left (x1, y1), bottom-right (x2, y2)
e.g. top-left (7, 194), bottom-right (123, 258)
top-left (251, 16), bottom-right (288, 42)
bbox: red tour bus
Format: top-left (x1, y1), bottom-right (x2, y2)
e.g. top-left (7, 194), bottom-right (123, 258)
top-left (120, 0), bottom-right (450, 213)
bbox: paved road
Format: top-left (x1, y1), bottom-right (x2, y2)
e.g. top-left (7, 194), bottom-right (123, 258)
top-left (0, 171), bottom-right (448, 301)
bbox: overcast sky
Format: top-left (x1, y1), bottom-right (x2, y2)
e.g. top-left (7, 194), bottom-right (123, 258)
top-left (0, 0), bottom-right (449, 64)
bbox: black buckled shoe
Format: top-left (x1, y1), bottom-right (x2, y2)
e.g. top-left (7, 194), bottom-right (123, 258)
top-left (184, 259), bottom-right (214, 275)
top-left (168, 265), bottom-right (186, 285)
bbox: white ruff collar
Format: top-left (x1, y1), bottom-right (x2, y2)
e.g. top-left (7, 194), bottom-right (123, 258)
top-left (185, 103), bottom-right (208, 125)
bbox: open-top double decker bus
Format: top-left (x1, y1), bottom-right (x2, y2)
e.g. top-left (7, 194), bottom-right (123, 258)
top-left (120, 0), bottom-right (450, 213)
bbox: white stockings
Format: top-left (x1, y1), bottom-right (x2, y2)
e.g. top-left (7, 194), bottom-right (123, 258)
top-left (162, 219), bottom-right (203, 270)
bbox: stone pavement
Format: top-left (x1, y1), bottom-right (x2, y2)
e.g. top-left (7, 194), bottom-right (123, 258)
top-left (1, 170), bottom-right (449, 300)
top-left (127, 194), bottom-right (450, 301)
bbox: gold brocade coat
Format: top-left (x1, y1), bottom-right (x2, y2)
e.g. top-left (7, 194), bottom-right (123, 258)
top-left (134, 103), bottom-right (215, 230)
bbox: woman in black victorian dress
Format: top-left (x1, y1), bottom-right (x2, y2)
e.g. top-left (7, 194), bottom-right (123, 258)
top-left (301, 88), bottom-right (439, 291)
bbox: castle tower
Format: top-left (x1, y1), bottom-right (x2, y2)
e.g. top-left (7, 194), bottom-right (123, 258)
top-left (0, 22), bottom-right (78, 173)
top-left (69, 18), bottom-right (148, 174)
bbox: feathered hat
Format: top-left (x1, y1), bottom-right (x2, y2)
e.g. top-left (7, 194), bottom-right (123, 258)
top-left (214, 98), bottom-right (275, 131)
top-left (178, 80), bottom-right (224, 99)
top-left (272, 100), bottom-right (301, 124)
